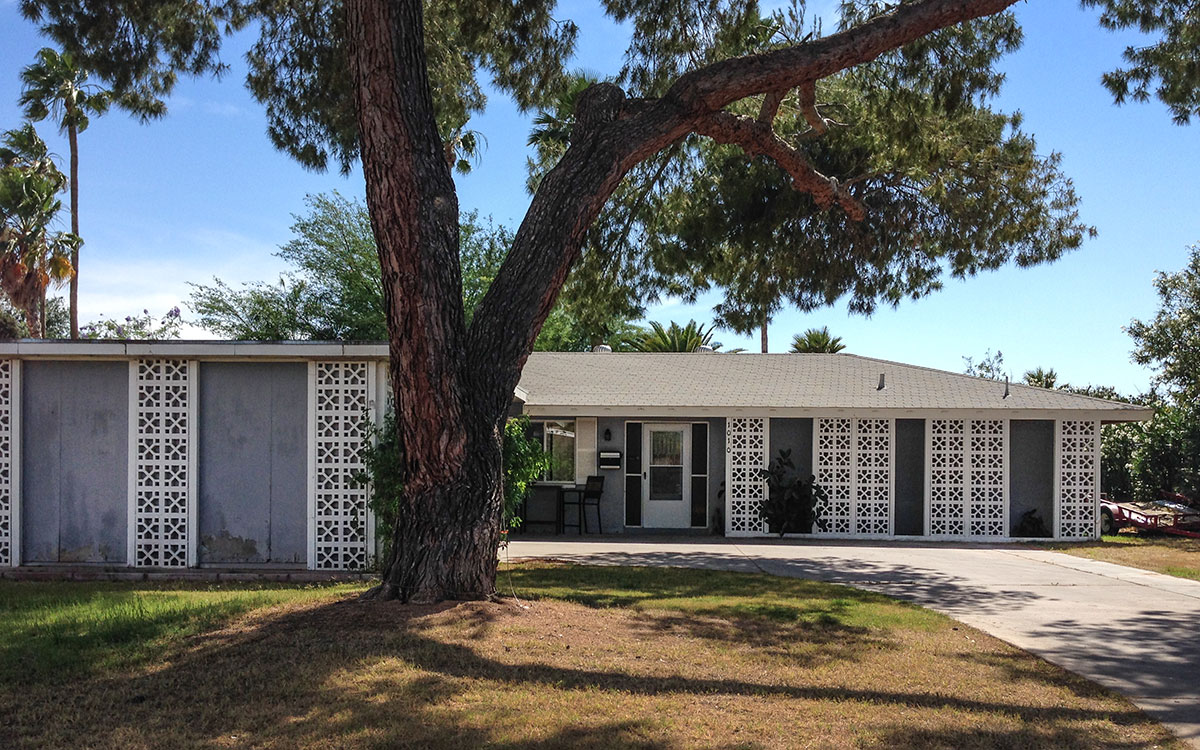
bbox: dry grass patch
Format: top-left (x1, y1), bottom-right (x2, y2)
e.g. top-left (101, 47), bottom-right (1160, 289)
top-left (1038, 533), bottom-right (1200, 581)
top-left (0, 564), bottom-right (1184, 749)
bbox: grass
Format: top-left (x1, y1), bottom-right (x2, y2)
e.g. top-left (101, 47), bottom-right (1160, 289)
top-left (0, 563), bottom-right (1184, 749)
top-left (1038, 532), bottom-right (1200, 581)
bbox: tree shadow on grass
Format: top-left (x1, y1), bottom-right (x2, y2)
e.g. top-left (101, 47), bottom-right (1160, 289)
top-left (1, 595), bottom-right (1169, 750)
top-left (512, 549), bottom-right (1042, 618)
top-left (864, 725), bottom-right (1173, 750)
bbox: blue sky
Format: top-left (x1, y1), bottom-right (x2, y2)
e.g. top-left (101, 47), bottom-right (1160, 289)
top-left (0, 1), bottom-right (1195, 395)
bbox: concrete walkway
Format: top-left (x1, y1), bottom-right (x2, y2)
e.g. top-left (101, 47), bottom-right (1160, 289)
top-left (509, 537), bottom-right (1200, 747)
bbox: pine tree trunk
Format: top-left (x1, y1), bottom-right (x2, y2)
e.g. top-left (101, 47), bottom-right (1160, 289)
top-left (67, 118), bottom-right (80, 339)
top-left (347, 0), bottom-right (502, 602)
top-left (369, 417), bottom-right (504, 602)
top-left (760, 318), bottom-right (768, 353)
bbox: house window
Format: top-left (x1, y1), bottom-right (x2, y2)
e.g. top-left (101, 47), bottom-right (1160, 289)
top-left (532, 420), bottom-right (575, 483)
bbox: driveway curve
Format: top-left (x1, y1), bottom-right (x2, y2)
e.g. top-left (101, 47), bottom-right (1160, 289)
top-left (509, 537), bottom-right (1200, 747)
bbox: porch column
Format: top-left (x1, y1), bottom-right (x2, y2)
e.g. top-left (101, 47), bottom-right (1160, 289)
top-left (725, 417), bottom-right (767, 536)
top-left (1054, 420), bottom-right (1101, 540)
top-left (0, 359), bottom-right (19, 567)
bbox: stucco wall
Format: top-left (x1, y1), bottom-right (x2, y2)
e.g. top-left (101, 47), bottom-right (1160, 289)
top-left (197, 363), bottom-right (308, 565)
top-left (595, 417), bottom-right (627, 532)
top-left (894, 418), bottom-right (926, 535)
top-left (1009, 419), bottom-right (1055, 537)
top-left (21, 361), bottom-right (128, 563)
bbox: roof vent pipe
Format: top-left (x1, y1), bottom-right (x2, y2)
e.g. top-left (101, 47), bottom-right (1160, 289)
top-left (1003, 376), bottom-right (1010, 399)
top-left (696, 345), bottom-right (715, 353)
top-left (592, 344), bottom-right (612, 353)
top-left (877, 373), bottom-right (886, 391)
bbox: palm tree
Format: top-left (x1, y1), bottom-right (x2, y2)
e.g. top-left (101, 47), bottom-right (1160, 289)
top-left (0, 125), bottom-right (77, 336)
top-left (526, 73), bottom-right (600, 154)
top-left (790, 327), bottom-right (846, 353)
top-left (19, 47), bottom-right (115, 339)
top-left (625, 320), bottom-right (738, 352)
top-left (1024, 367), bottom-right (1059, 389)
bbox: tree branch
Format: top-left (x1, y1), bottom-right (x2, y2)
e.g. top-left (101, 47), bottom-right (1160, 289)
top-left (758, 90), bottom-right (785, 124)
top-left (693, 110), bottom-right (865, 220)
top-left (797, 80), bottom-right (829, 135)
top-left (667, 0), bottom-right (1018, 113)
top-left (467, 0), bottom-right (1019, 408)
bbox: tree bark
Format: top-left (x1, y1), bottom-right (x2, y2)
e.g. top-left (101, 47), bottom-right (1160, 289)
top-left (343, 0), bottom-right (1020, 603)
top-left (761, 318), bottom-right (768, 353)
top-left (68, 116), bottom-right (79, 340)
top-left (347, 0), bottom-right (501, 602)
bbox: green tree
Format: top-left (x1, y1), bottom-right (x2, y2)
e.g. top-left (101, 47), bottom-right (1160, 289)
top-left (1122, 246), bottom-right (1200, 502)
top-left (19, 47), bottom-right (125, 338)
top-left (79, 306), bottom-right (183, 340)
top-left (1083, 0), bottom-right (1200, 125)
top-left (790, 326), bottom-right (846, 353)
top-left (24, 0), bottom-right (1050, 601)
top-left (527, 8), bottom-right (1091, 352)
top-left (963, 349), bottom-right (1009, 381)
top-left (190, 195), bottom-right (635, 344)
top-left (0, 124), bottom-right (76, 337)
top-left (190, 192), bottom-right (385, 340)
top-left (0, 295), bottom-right (67, 339)
top-left (1129, 400), bottom-right (1200, 502)
top-left (1127, 244), bottom-right (1200, 403)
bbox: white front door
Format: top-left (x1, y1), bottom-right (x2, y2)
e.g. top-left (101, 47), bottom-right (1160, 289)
top-left (642, 423), bottom-right (691, 528)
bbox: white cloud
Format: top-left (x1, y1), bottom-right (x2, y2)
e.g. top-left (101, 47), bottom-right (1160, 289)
top-left (68, 226), bottom-right (292, 335)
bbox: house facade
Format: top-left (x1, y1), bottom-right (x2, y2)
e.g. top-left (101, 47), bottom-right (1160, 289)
top-left (0, 342), bottom-right (1150, 572)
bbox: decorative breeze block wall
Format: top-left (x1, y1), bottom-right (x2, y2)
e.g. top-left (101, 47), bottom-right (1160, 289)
top-left (310, 361), bottom-right (374, 570)
top-left (131, 359), bottom-right (194, 567)
top-left (929, 419), bottom-right (1007, 536)
top-left (814, 417), bottom-right (893, 535)
top-left (0, 360), bottom-right (14, 566)
top-left (1058, 420), bottom-right (1100, 539)
top-left (726, 417), bottom-right (767, 535)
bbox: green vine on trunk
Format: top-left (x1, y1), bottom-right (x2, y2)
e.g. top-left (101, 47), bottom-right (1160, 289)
top-left (356, 411), bottom-right (548, 565)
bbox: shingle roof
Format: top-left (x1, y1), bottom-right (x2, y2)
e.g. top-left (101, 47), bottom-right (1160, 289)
top-left (516, 352), bottom-right (1150, 419)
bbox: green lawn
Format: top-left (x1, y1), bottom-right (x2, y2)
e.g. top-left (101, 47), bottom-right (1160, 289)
top-left (0, 564), bottom-right (1183, 749)
top-left (1039, 533), bottom-right (1200, 581)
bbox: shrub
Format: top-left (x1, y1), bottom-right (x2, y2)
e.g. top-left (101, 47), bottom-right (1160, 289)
top-left (757, 449), bottom-right (826, 535)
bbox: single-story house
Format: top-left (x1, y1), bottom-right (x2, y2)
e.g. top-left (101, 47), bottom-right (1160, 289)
top-left (0, 341), bottom-right (1150, 572)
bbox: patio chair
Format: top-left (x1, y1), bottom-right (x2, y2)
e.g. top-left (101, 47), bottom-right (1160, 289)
top-left (561, 475), bottom-right (605, 535)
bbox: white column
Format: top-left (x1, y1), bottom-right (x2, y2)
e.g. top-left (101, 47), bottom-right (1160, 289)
top-left (725, 417), bottom-right (767, 536)
top-left (1056, 420), bottom-right (1100, 540)
top-left (307, 361), bottom-right (373, 571)
top-left (0, 360), bottom-right (19, 567)
top-left (127, 359), bottom-right (195, 568)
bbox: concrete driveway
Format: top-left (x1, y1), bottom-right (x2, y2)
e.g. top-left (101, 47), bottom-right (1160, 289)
top-left (509, 537), bottom-right (1200, 747)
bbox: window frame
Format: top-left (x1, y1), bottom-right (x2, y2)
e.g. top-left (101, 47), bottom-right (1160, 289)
top-left (532, 418), bottom-right (577, 485)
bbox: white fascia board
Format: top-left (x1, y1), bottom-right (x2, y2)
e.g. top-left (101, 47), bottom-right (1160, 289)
top-left (0, 340), bottom-right (392, 360)
top-left (126, 342), bottom-right (230, 357)
top-left (521, 404), bottom-right (1153, 421)
top-left (340, 343), bottom-right (390, 358)
top-left (9, 341), bottom-right (129, 356)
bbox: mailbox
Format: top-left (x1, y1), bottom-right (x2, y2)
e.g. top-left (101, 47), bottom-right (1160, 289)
top-left (598, 450), bottom-right (622, 470)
